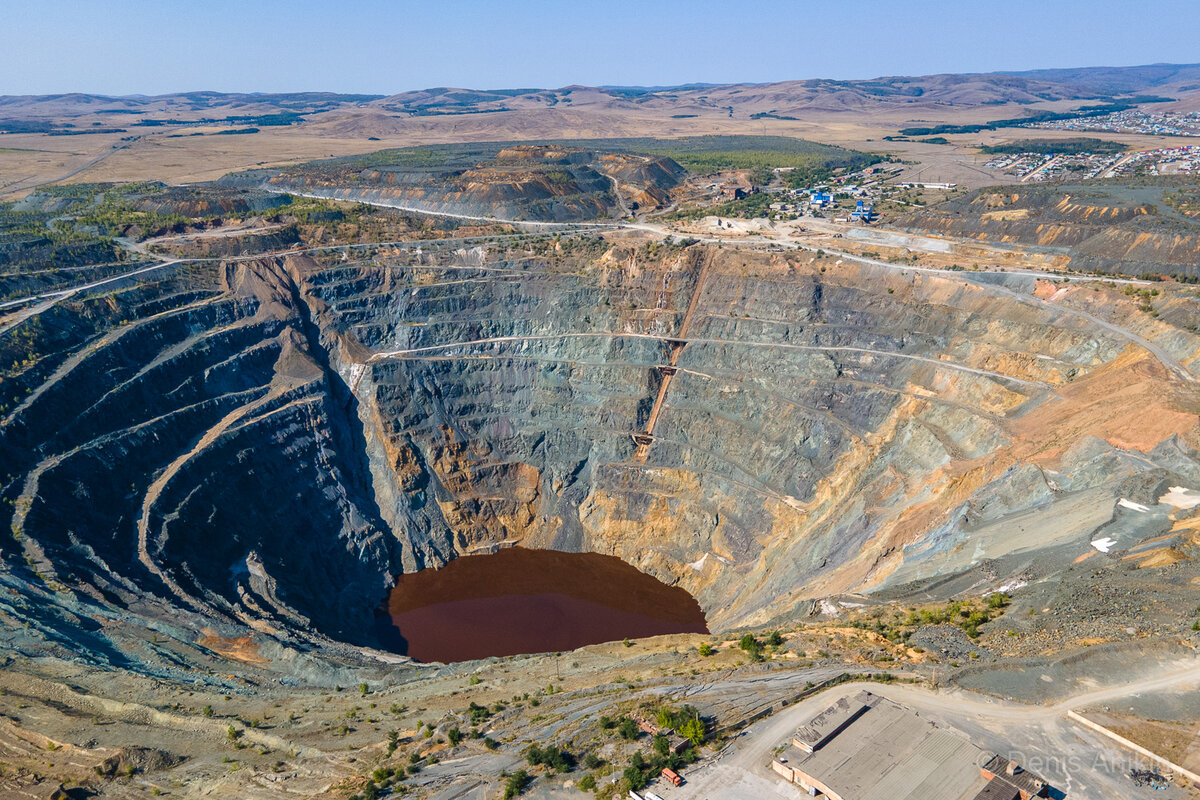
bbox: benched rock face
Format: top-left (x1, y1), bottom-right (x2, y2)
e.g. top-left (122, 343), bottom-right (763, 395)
top-left (4, 237), bottom-right (1200, 667)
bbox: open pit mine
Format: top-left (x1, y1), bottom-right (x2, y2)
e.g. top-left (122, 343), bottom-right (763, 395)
top-left (5, 125), bottom-right (1200, 800)
top-left (6, 225), bottom-right (1200, 667)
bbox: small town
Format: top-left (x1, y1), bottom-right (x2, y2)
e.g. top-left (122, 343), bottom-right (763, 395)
top-left (984, 144), bottom-right (1200, 181)
top-left (1024, 108), bottom-right (1200, 137)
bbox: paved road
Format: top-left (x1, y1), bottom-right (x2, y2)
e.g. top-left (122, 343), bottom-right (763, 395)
top-left (1100, 151), bottom-right (1140, 179)
top-left (1021, 154), bottom-right (1062, 183)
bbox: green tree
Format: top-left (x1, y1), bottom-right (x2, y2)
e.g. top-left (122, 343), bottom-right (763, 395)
top-left (447, 727), bottom-right (463, 746)
top-left (504, 770), bottom-right (531, 799)
top-left (698, 643), bottom-right (714, 656)
top-left (766, 631), bottom-right (784, 647)
top-left (679, 718), bottom-right (706, 746)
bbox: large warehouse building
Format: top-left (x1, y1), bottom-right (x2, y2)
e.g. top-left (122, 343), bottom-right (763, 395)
top-left (771, 691), bottom-right (1049, 800)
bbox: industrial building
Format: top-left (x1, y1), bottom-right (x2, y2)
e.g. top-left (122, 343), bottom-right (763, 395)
top-left (772, 691), bottom-right (1048, 800)
top-left (850, 199), bottom-right (875, 222)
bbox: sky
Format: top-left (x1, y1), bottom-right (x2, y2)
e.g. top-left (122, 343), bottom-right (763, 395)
top-left (2, 0), bottom-right (1198, 96)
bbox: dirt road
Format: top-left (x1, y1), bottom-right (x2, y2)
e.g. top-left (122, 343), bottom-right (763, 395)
top-left (656, 655), bottom-right (1200, 800)
top-left (0, 135), bottom-right (142, 197)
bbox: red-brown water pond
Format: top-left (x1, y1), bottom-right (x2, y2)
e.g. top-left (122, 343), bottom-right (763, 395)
top-left (375, 548), bottom-right (708, 663)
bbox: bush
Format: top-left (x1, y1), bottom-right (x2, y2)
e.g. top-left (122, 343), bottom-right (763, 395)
top-left (527, 743), bottom-right (576, 773)
top-left (698, 643), bottom-right (714, 656)
top-left (578, 774), bottom-right (596, 791)
top-left (504, 770), bottom-right (531, 799)
top-left (617, 717), bottom-right (639, 740)
top-left (623, 765), bottom-right (649, 791)
top-left (447, 727), bottom-right (463, 746)
top-left (738, 633), bottom-right (762, 659)
top-left (469, 701), bottom-right (491, 724)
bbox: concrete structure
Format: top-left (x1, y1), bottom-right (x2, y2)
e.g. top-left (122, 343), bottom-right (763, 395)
top-left (772, 691), bottom-right (1048, 800)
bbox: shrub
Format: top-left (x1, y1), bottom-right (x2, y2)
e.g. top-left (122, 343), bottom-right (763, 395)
top-left (527, 743), bottom-right (576, 772)
top-left (504, 770), bottom-right (531, 799)
top-left (618, 717), bottom-right (639, 740)
top-left (738, 634), bottom-right (762, 659)
top-left (469, 702), bottom-right (491, 724)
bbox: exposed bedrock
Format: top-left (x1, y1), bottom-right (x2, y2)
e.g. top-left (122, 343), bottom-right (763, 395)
top-left (4, 239), bottom-right (1200, 664)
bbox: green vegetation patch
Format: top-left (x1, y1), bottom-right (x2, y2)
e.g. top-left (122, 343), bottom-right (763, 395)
top-left (980, 138), bottom-right (1127, 155)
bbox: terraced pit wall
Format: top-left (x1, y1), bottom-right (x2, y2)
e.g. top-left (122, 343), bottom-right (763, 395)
top-left (4, 238), bottom-right (1200, 662)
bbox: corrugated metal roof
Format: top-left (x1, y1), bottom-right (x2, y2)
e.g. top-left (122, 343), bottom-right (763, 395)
top-left (787, 695), bottom-right (1005, 800)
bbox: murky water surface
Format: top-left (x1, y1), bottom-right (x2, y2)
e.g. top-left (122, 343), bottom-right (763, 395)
top-left (376, 548), bottom-right (708, 662)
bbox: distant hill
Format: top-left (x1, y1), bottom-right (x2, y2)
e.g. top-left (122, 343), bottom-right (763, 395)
top-left (4, 62), bottom-right (1199, 124)
top-left (369, 62), bottom-right (1200, 119)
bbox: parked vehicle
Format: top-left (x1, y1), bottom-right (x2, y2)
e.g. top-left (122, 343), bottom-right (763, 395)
top-left (661, 768), bottom-right (685, 786)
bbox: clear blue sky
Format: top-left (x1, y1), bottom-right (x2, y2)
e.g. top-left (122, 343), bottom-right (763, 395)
top-left (2, 0), bottom-right (1198, 96)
